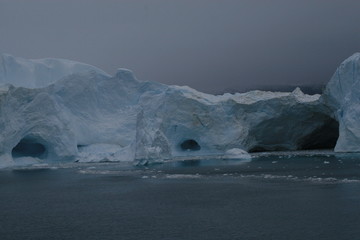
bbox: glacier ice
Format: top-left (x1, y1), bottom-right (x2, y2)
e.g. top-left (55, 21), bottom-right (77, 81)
top-left (0, 52), bottom-right (357, 167)
top-left (0, 53), bottom-right (110, 88)
top-left (323, 53), bottom-right (360, 152)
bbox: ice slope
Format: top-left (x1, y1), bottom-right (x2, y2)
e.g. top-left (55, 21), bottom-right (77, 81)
top-left (0, 53), bottom-right (110, 88)
top-left (0, 54), bottom-right (343, 166)
top-left (323, 53), bottom-right (360, 152)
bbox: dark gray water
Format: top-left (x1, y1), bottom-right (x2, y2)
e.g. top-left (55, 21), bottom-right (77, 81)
top-left (1, 154), bottom-right (360, 240)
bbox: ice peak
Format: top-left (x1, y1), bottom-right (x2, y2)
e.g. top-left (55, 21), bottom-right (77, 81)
top-left (115, 68), bottom-right (139, 82)
top-left (342, 52), bottom-right (360, 63)
top-left (292, 87), bottom-right (303, 95)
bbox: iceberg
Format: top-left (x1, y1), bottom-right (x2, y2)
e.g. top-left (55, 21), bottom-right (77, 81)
top-left (323, 53), bottom-right (360, 152)
top-left (0, 53), bottom-right (355, 167)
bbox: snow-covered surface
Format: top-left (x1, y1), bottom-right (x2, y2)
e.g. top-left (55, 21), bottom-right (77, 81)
top-left (0, 53), bottom-right (357, 167)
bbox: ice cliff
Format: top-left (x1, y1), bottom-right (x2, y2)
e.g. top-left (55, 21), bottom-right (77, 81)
top-left (323, 53), bottom-right (360, 152)
top-left (0, 53), bottom-right (357, 166)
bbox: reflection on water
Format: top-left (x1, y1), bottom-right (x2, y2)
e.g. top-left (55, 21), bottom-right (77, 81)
top-left (178, 159), bottom-right (201, 167)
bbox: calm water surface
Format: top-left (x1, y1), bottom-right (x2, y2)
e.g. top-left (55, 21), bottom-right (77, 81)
top-left (0, 154), bottom-right (360, 240)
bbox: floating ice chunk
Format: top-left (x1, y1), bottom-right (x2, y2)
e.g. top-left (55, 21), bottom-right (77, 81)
top-left (225, 148), bottom-right (252, 160)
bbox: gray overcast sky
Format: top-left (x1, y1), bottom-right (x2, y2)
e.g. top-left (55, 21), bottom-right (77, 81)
top-left (1, 0), bottom-right (360, 93)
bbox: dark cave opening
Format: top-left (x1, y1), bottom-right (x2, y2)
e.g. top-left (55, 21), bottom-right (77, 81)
top-left (249, 118), bottom-right (339, 153)
top-left (180, 139), bottom-right (201, 151)
top-left (12, 138), bottom-right (47, 159)
top-left (298, 119), bottom-right (339, 150)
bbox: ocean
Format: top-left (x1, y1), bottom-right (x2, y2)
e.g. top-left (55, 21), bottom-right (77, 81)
top-left (0, 153), bottom-right (360, 240)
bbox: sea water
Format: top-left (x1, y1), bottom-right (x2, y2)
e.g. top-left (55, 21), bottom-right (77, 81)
top-left (0, 153), bottom-right (360, 240)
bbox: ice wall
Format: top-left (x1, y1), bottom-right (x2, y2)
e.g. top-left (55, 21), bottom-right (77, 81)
top-left (323, 53), bottom-right (360, 152)
top-left (0, 53), bottom-right (354, 166)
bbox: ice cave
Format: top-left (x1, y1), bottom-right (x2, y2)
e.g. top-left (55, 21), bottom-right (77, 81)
top-left (12, 137), bottom-right (47, 159)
